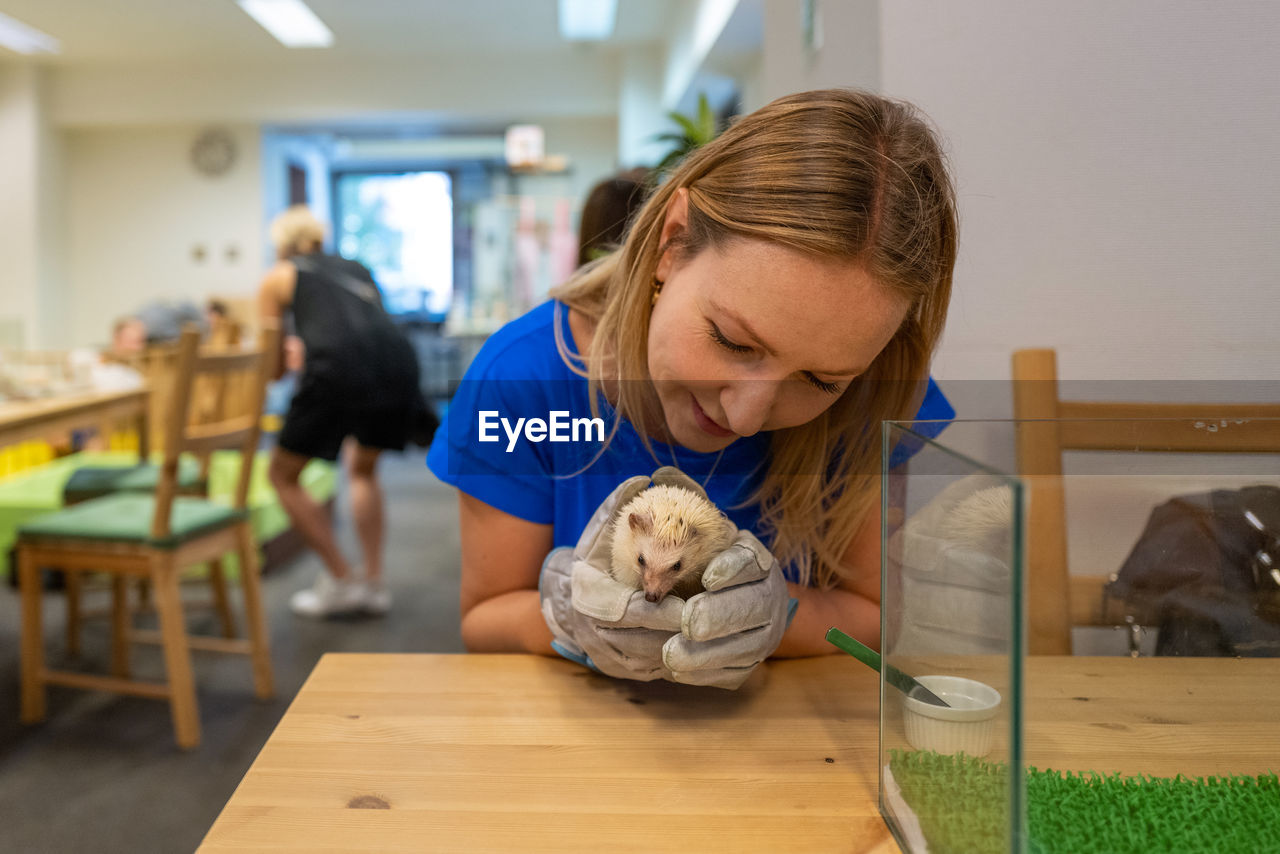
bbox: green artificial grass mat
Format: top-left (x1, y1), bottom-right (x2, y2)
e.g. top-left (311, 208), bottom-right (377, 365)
top-left (889, 749), bottom-right (1280, 854)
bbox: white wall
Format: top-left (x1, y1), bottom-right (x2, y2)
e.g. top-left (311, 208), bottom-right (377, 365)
top-left (36, 79), bottom-right (68, 350)
top-left (60, 116), bottom-right (620, 349)
top-left (63, 125), bottom-right (264, 348)
top-left (659, 0), bottom-right (740, 110)
top-left (0, 66), bottom-right (64, 349)
top-left (750, 0), bottom-right (1280, 395)
top-left (538, 116), bottom-right (621, 206)
top-left (41, 49), bottom-right (628, 343)
top-left (760, 0), bottom-right (879, 104)
top-left (619, 47), bottom-right (668, 169)
top-left (878, 1), bottom-right (1280, 390)
top-left (0, 66), bottom-right (40, 348)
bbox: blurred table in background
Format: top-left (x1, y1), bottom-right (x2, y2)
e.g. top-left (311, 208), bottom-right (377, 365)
top-left (0, 387), bottom-right (150, 456)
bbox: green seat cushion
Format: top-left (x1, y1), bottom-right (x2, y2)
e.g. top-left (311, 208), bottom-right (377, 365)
top-left (62, 458), bottom-right (206, 503)
top-left (1, 450), bottom-right (337, 577)
top-left (18, 493), bottom-right (247, 550)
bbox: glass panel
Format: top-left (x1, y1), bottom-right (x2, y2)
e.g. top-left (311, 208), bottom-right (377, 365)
top-left (879, 417), bottom-right (1280, 854)
top-left (881, 420), bottom-right (1025, 854)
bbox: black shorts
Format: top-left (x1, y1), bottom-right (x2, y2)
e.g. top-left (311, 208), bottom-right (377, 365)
top-left (277, 378), bottom-right (415, 462)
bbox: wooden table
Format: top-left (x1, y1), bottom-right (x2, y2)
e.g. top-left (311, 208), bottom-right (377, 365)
top-left (198, 654), bottom-right (1280, 854)
top-left (0, 387), bottom-right (150, 454)
top-left (890, 654), bottom-right (1280, 778)
top-left (200, 655), bottom-right (895, 854)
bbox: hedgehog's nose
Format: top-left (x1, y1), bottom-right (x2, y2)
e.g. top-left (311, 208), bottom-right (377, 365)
top-left (644, 591), bottom-right (660, 603)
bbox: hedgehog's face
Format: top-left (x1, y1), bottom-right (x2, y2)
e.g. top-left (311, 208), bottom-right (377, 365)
top-left (636, 541), bottom-right (688, 602)
top-left (629, 511), bottom-right (693, 602)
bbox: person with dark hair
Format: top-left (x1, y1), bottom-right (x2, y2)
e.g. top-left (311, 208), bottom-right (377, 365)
top-left (576, 167), bottom-right (650, 267)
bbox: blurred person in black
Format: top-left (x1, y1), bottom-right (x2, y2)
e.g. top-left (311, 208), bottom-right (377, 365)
top-left (258, 205), bottom-right (421, 618)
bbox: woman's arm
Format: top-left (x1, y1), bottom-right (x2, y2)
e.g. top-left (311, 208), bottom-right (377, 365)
top-left (256, 261), bottom-right (296, 381)
top-left (771, 499), bottom-right (882, 658)
top-left (457, 491), bottom-right (557, 654)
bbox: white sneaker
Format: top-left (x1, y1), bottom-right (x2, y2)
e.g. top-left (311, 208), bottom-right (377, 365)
top-left (362, 584), bottom-right (391, 616)
top-left (290, 573), bottom-right (367, 618)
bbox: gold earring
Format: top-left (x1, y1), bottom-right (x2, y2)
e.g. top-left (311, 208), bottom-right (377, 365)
top-left (651, 279), bottom-right (663, 306)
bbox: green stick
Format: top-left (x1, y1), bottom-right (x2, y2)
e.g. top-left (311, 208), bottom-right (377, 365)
top-left (825, 627), bottom-right (950, 707)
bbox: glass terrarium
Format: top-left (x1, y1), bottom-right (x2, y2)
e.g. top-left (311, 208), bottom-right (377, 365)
top-left (880, 418), bottom-right (1280, 854)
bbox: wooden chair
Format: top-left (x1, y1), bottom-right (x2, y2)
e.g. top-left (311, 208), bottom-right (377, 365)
top-left (1011, 348), bottom-right (1280, 655)
top-left (62, 320), bottom-right (249, 654)
top-left (18, 325), bottom-right (278, 748)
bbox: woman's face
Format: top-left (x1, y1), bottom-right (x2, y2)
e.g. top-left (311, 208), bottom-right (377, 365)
top-left (648, 190), bottom-right (909, 453)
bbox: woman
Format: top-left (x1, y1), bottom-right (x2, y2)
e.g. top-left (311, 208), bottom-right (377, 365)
top-left (428, 89), bottom-right (956, 686)
top-left (259, 206), bottom-right (421, 618)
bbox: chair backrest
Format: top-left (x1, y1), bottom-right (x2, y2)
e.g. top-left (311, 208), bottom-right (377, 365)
top-left (191, 319), bottom-right (247, 467)
top-left (150, 324), bottom-right (279, 540)
top-left (116, 343), bottom-right (180, 455)
top-left (1011, 348), bottom-right (1280, 654)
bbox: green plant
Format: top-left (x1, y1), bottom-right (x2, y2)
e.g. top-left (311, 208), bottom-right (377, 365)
top-left (651, 93), bottom-right (720, 174)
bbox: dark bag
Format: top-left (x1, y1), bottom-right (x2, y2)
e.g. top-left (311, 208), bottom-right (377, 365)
top-left (1107, 485), bottom-right (1280, 656)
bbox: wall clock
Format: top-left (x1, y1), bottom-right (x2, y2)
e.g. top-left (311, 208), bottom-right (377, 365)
top-left (191, 128), bottom-right (237, 177)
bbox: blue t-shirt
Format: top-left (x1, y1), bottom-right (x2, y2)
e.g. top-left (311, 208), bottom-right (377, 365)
top-left (427, 300), bottom-right (954, 551)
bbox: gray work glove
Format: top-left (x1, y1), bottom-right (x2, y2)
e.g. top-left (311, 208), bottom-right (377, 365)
top-left (539, 467), bottom-right (797, 690)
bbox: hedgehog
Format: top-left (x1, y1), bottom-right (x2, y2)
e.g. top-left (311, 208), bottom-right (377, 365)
top-left (609, 483), bottom-right (737, 603)
top-left (938, 485), bottom-right (1014, 557)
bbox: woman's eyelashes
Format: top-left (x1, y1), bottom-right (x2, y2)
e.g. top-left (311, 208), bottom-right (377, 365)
top-left (707, 321), bottom-right (752, 354)
top-left (805, 374), bottom-right (842, 395)
top-left (706, 321), bottom-right (843, 395)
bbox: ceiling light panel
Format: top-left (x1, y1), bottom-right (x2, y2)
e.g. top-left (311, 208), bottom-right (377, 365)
top-left (0, 11), bottom-right (60, 55)
top-left (237, 0), bottom-right (334, 48)
top-left (558, 0), bottom-right (617, 41)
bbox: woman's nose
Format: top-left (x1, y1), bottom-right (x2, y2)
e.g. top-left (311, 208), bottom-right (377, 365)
top-left (721, 381), bottom-right (775, 437)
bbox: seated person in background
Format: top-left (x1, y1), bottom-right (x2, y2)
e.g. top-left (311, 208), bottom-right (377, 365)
top-left (108, 316), bottom-right (147, 359)
top-left (134, 300), bottom-right (207, 344)
top-left (258, 205), bottom-right (421, 619)
top-left (204, 299), bottom-right (234, 346)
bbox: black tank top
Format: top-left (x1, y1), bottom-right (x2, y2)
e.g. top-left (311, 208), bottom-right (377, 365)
top-left (289, 253), bottom-right (419, 405)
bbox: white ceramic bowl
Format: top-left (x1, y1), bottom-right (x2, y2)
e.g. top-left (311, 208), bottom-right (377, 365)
top-left (902, 675), bottom-right (1001, 756)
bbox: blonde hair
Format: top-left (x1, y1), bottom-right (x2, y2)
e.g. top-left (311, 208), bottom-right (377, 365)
top-left (550, 89), bottom-right (957, 590)
top-left (268, 205), bottom-right (325, 258)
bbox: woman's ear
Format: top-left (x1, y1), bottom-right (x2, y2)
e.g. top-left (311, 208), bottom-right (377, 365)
top-left (654, 187), bottom-right (689, 283)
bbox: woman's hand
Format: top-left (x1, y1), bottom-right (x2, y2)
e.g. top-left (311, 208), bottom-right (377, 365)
top-left (664, 527), bottom-right (797, 688)
top-left (538, 474), bottom-right (686, 680)
top-left (539, 467), bottom-right (797, 689)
